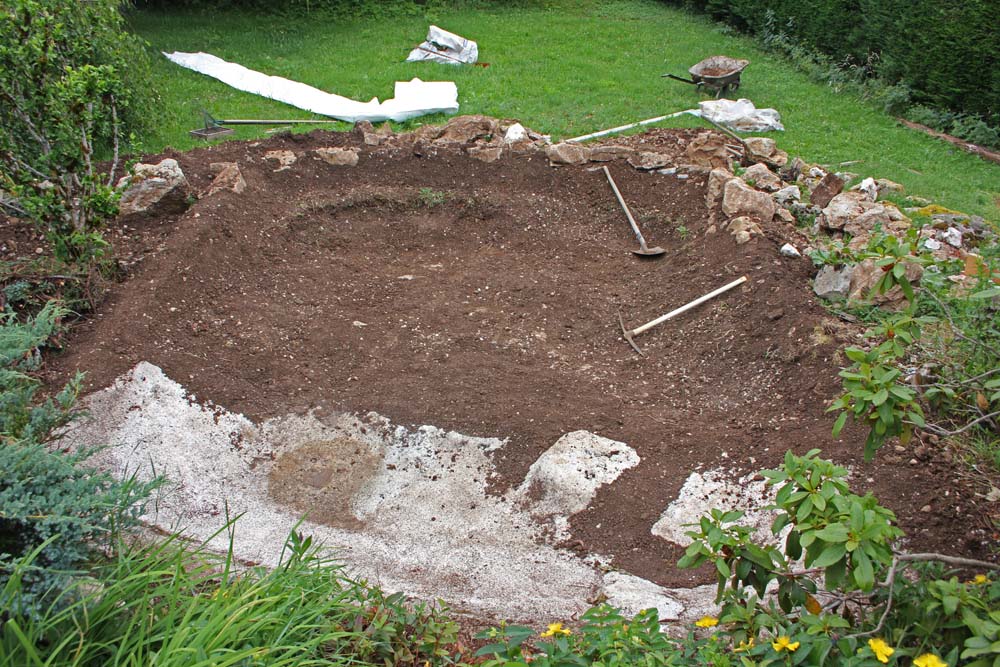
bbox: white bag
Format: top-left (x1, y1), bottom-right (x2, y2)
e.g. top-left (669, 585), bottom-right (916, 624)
top-left (406, 25), bottom-right (478, 65)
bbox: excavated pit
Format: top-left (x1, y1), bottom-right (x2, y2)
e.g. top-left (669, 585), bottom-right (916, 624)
top-left (41, 125), bottom-right (993, 623)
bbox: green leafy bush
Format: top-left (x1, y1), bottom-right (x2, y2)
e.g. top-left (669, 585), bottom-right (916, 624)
top-left (0, 444), bottom-right (152, 619)
top-left (677, 449), bottom-right (997, 666)
top-left (0, 0), bottom-right (154, 264)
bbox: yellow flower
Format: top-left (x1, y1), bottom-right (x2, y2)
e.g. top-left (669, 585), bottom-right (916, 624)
top-left (735, 637), bottom-right (755, 653)
top-left (695, 616), bottom-right (719, 628)
top-left (540, 622), bottom-right (571, 638)
top-left (971, 574), bottom-right (989, 585)
top-left (868, 638), bottom-right (894, 664)
top-left (772, 636), bottom-right (800, 652)
top-left (913, 654), bottom-right (946, 667)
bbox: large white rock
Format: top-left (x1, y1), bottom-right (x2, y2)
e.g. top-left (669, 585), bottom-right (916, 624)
top-left (117, 158), bottom-right (192, 218)
top-left (513, 431), bottom-right (640, 533)
top-left (651, 469), bottom-right (782, 548)
top-left (602, 572), bottom-right (685, 620)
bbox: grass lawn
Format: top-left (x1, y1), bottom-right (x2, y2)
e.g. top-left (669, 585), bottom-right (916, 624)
top-left (130, 0), bottom-right (999, 221)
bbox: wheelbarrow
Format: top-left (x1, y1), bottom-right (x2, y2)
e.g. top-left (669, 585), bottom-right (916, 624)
top-left (663, 56), bottom-right (749, 98)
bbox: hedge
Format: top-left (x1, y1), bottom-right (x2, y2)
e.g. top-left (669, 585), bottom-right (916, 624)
top-left (668, 0), bottom-right (998, 119)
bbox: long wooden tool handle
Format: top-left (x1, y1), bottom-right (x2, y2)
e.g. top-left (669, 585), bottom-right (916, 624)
top-left (630, 276), bottom-right (748, 336)
top-left (602, 167), bottom-right (648, 248)
top-left (566, 109), bottom-right (694, 143)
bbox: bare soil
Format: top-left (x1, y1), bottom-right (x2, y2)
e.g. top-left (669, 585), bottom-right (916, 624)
top-left (16, 126), bottom-right (995, 597)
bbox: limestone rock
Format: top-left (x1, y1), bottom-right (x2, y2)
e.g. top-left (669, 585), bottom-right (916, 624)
top-left (628, 151), bottom-right (671, 170)
top-left (503, 123), bottom-right (527, 144)
top-left (264, 150), bottom-right (297, 170)
top-left (773, 185), bottom-right (801, 205)
top-left (684, 132), bottom-right (731, 169)
top-left (814, 264), bottom-right (853, 300)
top-left (780, 243), bottom-right (801, 257)
top-left (875, 178), bottom-right (904, 198)
top-left (727, 216), bottom-right (763, 244)
top-left (602, 572), bottom-right (684, 621)
top-left (721, 179), bottom-right (776, 221)
top-left (468, 145), bottom-right (503, 163)
top-left (117, 158), bottom-right (192, 218)
top-left (435, 115), bottom-right (499, 144)
top-left (706, 168), bottom-right (735, 208)
top-left (820, 191), bottom-right (876, 231)
top-left (809, 172), bottom-right (844, 208)
top-left (546, 142), bottom-right (590, 165)
top-left (588, 145), bottom-right (635, 162)
top-left (743, 136), bottom-right (776, 159)
top-left (313, 147), bottom-right (359, 167)
top-left (775, 207), bottom-right (796, 224)
top-left (823, 192), bottom-right (911, 237)
top-left (741, 163), bottom-right (782, 192)
top-left (205, 162), bottom-right (246, 196)
top-left (943, 227), bottom-right (963, 247)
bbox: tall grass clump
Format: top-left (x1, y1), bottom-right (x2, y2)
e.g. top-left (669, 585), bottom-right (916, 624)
top-left (0, 525), bottom-right (463, 667)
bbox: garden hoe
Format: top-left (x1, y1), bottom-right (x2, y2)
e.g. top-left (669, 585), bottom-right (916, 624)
top-left (619, 275), bottom-right (749, 355)
top-left (601, 166), bottom-right (665, 258)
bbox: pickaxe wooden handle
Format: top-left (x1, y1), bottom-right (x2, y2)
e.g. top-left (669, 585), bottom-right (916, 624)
top-left (620, 276), bottom-right (749, 355)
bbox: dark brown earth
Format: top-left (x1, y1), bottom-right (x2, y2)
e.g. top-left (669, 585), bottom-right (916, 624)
top-left (8, 125), bottom-right (994, 596)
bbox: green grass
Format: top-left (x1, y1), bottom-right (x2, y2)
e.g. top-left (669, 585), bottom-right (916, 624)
top-left (0, 526), bottom-right (462, 667)
top-left (132, 0), bottom-right (999, 220)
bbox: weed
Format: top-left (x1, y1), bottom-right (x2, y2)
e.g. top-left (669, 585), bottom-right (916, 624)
top-left (419, 187), bottom-right (447, 207)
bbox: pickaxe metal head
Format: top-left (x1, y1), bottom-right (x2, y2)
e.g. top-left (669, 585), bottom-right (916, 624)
top-left (618, 310), bottom-right (644, 356)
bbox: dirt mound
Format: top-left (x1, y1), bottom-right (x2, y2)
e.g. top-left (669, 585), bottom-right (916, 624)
top-left (43, 124), bottom-right (993, 598)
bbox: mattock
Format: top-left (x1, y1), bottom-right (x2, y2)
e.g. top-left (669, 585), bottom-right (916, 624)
top-left (619, 276), bottom-right (749, 355)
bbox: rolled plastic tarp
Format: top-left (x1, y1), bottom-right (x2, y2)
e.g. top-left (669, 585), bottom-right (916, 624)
top-left (164, 51), bottom-right (459, 123)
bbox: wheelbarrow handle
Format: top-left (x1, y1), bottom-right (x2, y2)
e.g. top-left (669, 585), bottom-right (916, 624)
top-left (662, 73), bottom-right (697, 84)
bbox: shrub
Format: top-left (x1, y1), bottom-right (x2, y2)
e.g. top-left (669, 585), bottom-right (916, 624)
top-left (0, 0), bottom-right (154, 264)
top-left (677, 449), bottom-right (998, 665)
top-left (0, 302), bottom-right (154, 618)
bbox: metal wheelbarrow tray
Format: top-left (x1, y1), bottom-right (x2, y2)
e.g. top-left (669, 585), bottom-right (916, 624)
top-left (663, 56), bottom-right (750, 97)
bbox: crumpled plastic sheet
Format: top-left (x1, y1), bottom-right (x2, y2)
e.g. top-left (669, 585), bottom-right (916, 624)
top-left (406, 25), bottom-right (478, 65)
top-left (164, 51), bottom-right (459, 123)
top-left (696, 98), bottom-right (784, 132)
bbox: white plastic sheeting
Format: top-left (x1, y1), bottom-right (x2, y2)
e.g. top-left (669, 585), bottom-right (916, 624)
top-left (406, 25), bottom-right (478, 65)
top-left (164, 51), bottom-right (459, 123)
top-left (697, 98), bottom-right (784, 132)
